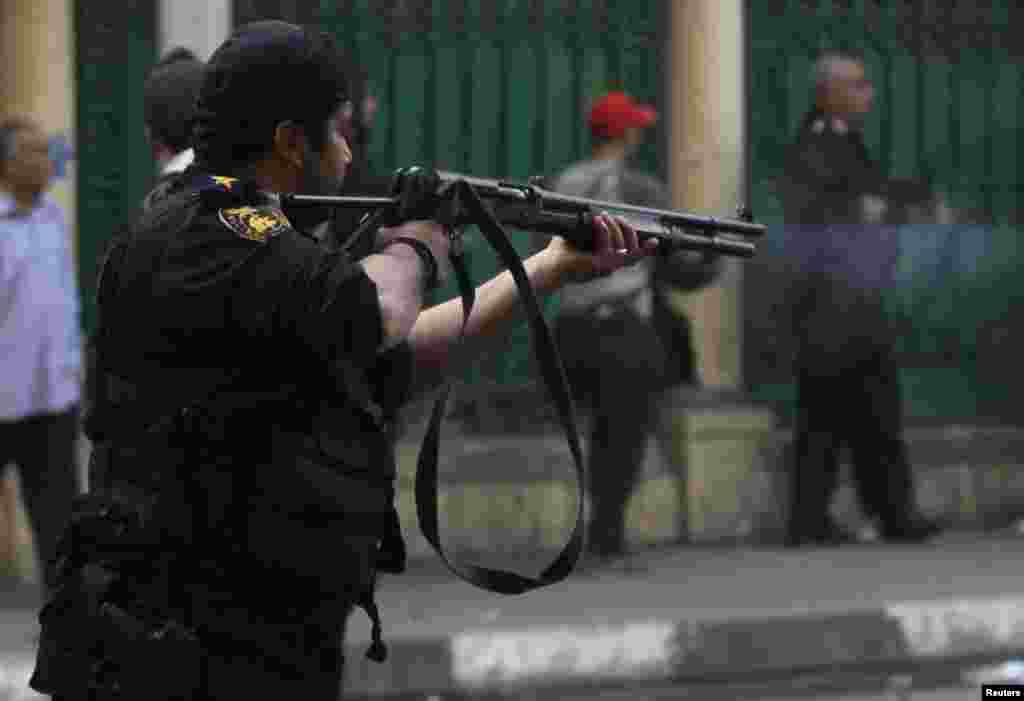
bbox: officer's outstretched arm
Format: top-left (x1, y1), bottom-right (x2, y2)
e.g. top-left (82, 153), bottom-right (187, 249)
top-left (360, 245), bottom-right (431, 350)
top-left (359, 219), bottom-right (453, 351)
top-left (406, 214), bottom-right (654, 396)
top-left (406, 250), bottom-right (564, 394)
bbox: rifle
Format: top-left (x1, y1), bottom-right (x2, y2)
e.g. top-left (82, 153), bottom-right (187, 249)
top-left (281, 167), bottom-right (765, 258)
top-left (280, 167), bottom-right (767, 626)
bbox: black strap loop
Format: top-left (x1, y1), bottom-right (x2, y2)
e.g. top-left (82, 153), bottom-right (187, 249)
top-left (413, 179), bottom-right (586, 594)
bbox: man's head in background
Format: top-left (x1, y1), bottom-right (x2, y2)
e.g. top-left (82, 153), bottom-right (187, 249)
top-left (813, 50), bottom-right (875, 125)
top-left (336, 62), bottom-right (377, 149)
top-left (588, 91), bottom-right (657, 159)
top-left (0, 116), bottom-right (54, 207)
top-left (335, 60), bottom-right (380, 186)
top-left (143, 47), bottom-right (205, 173)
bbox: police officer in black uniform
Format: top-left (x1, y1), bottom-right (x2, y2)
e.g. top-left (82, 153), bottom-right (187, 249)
top-left (29, 20), bottom-right (653, 700)
top-left (780, 49), bottom-right (941, 547)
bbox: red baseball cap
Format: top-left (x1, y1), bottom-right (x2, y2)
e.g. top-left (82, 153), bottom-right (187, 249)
top-left (588, 91), bottom-right (658, 138)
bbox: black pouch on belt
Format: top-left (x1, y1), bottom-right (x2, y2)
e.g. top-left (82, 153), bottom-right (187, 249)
top-left (29, 493), bottom-right (204, 700)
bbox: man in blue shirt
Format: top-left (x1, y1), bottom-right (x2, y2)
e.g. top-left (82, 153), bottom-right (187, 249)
top-left (0, 116), bottom-right (82, 593)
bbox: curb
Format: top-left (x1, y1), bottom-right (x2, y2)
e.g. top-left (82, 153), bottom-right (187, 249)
top-left (1, 596), bottom-right (1023, 699)
top-left (343, 595), bottom-right (1024, 697)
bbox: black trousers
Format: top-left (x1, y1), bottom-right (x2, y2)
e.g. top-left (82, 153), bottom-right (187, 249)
top-left (787, 345), bottom-right (916, 538)
top-left (554, 302), bottom-right (687, 556)
top-left (0, 406), bottom-right (80, 589)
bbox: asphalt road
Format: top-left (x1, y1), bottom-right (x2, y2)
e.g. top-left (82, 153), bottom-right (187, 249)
top-left (748, 688), bottom-right (979, 701)
top-left (475, 681), bottom-right (990, 701)
top-left (401, 660), bottom-right (1017, 701)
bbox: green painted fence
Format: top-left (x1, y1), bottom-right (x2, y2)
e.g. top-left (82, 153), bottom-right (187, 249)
top-left (745, 0), bottom-right (1024, 425)
top-left (76, 0), bottom-right (668, 394)
top-left (312, 0), bottom-right (668, 389)
top-left (74, 0), bottom-right (157, 335)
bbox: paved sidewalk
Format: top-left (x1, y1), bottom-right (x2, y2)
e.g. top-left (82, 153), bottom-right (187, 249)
top-left (2, 534), bottom-right (1024, 699)
top-left (342, 533), bottom-right (1024, 696)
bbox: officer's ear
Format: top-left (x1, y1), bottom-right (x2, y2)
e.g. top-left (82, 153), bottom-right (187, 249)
top-left (272, 121), bottom-right (307, 170)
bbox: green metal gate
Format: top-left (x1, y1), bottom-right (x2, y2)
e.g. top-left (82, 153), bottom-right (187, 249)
top-left (745, 0), bottom-right (1024, 425)
top-left (74, 0), bottom-right (158, 335)
top-left (312, 0), bottom-right (668, 390)
top-left (74, 0), bottom-right (667, 392)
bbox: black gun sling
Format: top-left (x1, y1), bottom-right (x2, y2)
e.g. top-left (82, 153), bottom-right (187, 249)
top-left (409, 178), bottom-right (588, 595)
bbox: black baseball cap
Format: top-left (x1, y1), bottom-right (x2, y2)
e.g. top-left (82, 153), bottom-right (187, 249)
top-left (192, 21), bottom-right (350, 169)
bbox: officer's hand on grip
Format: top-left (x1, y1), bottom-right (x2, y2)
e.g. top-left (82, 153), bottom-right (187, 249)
top-left (390, 166), bottom-right (442, 223)
top-left (544, 212), bottom-right (658, 285)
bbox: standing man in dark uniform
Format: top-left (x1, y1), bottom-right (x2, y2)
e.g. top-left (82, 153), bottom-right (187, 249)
top-left (82, 47), bottom-right (208, 427)
top-left (29, 20), bottom-right (654, 700)
top-left (780, 49), bottom-right (941, 547)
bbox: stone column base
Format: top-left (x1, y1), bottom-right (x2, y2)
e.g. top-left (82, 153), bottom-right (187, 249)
top-left (658, 388), bottom-right (780, 544)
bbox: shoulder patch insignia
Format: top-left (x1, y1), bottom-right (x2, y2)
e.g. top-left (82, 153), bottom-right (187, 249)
top-left (218, 206), bottom-right (291, 243)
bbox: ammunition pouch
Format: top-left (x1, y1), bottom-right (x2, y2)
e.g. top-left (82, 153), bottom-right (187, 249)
top-left (29, 493), bottom-right (203, 699)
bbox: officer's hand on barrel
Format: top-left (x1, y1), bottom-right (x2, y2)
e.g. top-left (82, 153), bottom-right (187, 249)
top-left (375, 220), bottom-right (452, 288)
top-left (542, 212), bottom-right (658, 285)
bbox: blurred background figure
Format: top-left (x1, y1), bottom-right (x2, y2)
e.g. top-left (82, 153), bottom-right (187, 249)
top-left (80, 46), bottom-right (206, 447)
top-left (0, 116), bottom-right (82, 594)
top-left (319, 61), bottom-right (391, 251)
top-left (779, 50), bottom-right (941, 547)
top-left (547, 91), bottom-right (721, 560)
top-left (142, 46), bottom-right (205, 177)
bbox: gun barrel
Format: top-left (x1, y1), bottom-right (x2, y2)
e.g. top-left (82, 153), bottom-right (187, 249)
top-left (540, 191), bottom-right (764, 238)
top-left (494, 207), bottom-right (756, 257)
top-left (434, 170), bottom-right (765, 238)
top-left (282, 194), bottom-right (398, 208)
top-left (631, 221), bottom-right (757, 257)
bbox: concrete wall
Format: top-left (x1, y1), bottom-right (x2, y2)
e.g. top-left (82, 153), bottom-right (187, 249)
top-left (391, 416), bottom-right (1024, 565)
top-left (159, 0), bottom-right (230, 60)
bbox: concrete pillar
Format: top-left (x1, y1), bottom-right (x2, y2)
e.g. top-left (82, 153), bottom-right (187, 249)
top-left (0, 0), bottom-right (76, 584)
top-left (661, 1), bottom-right (778, 545)
top-left (0, 0), bottom-right (76, 244)
top-left (159, 0), bottom-right (231, 60)
top-left (668, 0), bottom-right (746, 390)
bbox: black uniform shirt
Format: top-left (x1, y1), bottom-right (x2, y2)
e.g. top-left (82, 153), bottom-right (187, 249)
top-left (90, 171), bottom-right (413, 552)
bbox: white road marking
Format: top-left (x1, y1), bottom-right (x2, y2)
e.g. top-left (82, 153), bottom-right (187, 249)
top-left (451, 620), bottom-right (676, 687)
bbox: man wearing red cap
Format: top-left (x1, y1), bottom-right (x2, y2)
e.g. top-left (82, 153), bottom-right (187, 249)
top-left (547, 91), bottom-right (722, 560)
